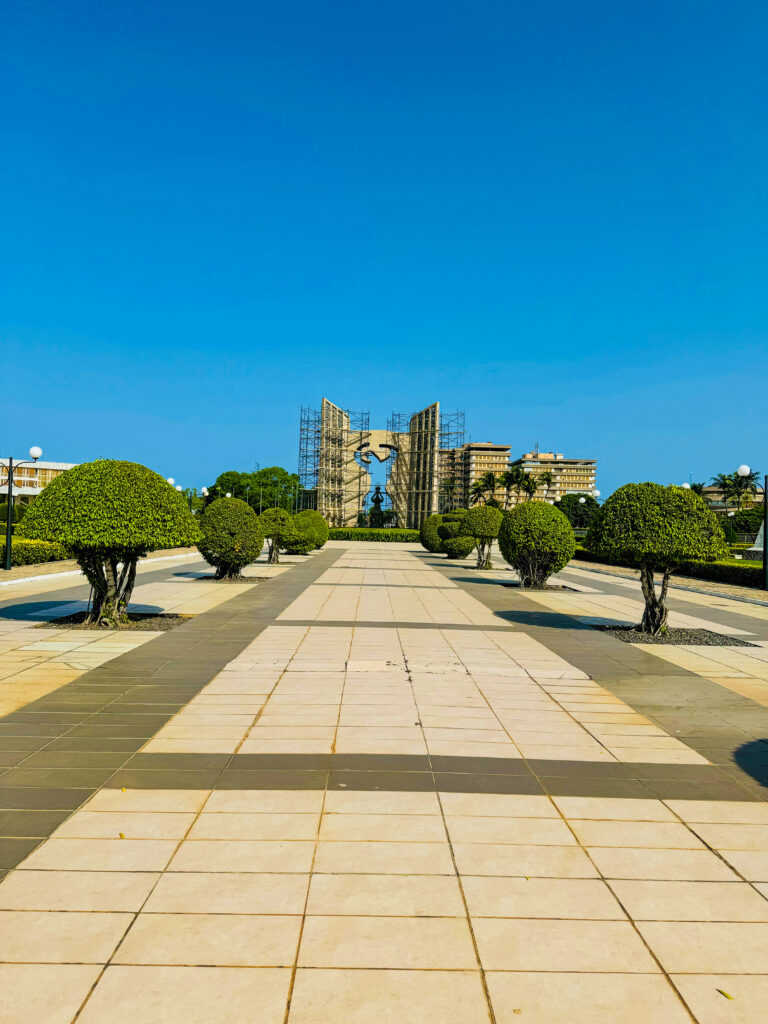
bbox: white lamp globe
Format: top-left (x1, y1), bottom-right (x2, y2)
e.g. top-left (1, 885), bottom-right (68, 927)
top-left (728, 511), bottom-right (735, 517)
top-left (201, 487), bottom-right (208, 496)
top-left (166, 477), bottom-right (175, 486)
top-left (737, 465), bottom-right (751, 477)
top-left (28, 446), bottom-right (43, 461)
top-left (593, 490), bottom-right (601, 498)
top-left (175, 485), bottom-right (182, 492)
top-left (682, 483), bottom-right (691, 489)
top-left (226, 492), bottom-right (232, 498)
top-left (578, 497), bottom-right (586, 504)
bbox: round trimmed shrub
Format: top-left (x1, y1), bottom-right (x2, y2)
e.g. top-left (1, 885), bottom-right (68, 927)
top-left (461, 505), bottom-right (504, 569)
top-left (258, 507), bottom-right (292, 564)
top-left (295, 510), bottom-right (329, 549)
top-left (498, 502), bottom-right (575, 588)
top-left (420, 514), bottom-right (444, 552)
top-left (198, 497), bottom-right (263, 579)
top-left (585, 483), bottom-right (727, 634)
top-left (443, 535), bottom-right (476, 560)
top-left (555, 493), bottom-right (600, 529)
top-left (281, 515), bottom-right (316, 554)
top-left (18, 460), bottom-right (199, 626)
top-left (438, 519), bottom-right (463, 541)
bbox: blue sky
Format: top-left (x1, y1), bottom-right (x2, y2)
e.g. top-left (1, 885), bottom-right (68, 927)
top-left (3, 0), bottom-right (767, 495)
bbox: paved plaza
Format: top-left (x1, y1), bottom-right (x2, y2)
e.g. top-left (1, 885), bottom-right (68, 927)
top-left (1, 542), bottom-right (768, 1022)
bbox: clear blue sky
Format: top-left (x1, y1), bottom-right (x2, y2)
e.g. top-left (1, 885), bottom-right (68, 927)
top-left (3, 0), bottom-right (766, 496)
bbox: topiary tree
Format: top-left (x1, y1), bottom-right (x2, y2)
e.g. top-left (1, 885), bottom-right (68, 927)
top-left (461, 505), bottom-right (504, 569)
top-left (281, 514), bottom-right (316, 554)
top-left (420, 513), bottom-right (444, 553)
top-left (443, 535), bottom-right (477, 559)
top-left (258, 507), bottom-right (292, 564)
top-left (498, 502), bottom-right (575, 588)
top-left (585, 483), bottom-right (728, 635)
top-left (18, 460), bottom-right (200, 627)
top-left (295, 509), bottom-right (329, 549)
top-left (555, 493), bottom-right (600, 529)
top-left (197, 497), bottom-right (263, 579)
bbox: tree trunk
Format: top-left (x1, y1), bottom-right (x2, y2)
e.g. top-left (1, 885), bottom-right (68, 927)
top-left (475, 540), bottom-right (493, 570)
top-left (268, 539), bottom-right (280, 565)
top-left (639, 565), bottom-right (672, 635)
top-left (78, 552), bottom-right (139, 628)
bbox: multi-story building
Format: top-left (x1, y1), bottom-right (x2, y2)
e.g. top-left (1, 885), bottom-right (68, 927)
top-left (508, 451), bottom-right (597, 505)
top-left (440, 443), bottom-right (511, 508)
top-left (0, 460), bottom-right (76, 499)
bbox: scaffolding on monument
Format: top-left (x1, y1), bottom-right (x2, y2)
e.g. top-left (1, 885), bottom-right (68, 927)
top-left (297, 406), bottom-right (321, 511)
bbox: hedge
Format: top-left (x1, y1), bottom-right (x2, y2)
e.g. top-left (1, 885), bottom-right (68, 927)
top-left (329, 529), bottom-right (420, 542)
top-left (0, 539), bottom-right (70, 567)
top-left (574, 544), bottom-right (764, 589)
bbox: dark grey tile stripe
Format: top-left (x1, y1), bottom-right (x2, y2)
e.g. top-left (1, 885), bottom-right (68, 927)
top-left (0, 549), bottom-right (344, 871)
top-left (269, 619), bottom-right (519, 631)
top-left (97, 750), bottom-right (764, 802)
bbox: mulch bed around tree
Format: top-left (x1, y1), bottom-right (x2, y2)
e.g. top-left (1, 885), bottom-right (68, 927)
top-left (35, 612), bottom-right (193, 631)
top-left (502, 583), bottom-right (577, 592)
top-left (594, 625), bottom-right (756, 647)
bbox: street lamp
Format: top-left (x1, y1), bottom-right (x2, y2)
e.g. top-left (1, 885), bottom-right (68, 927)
top-left (226, 492), bottom-right (232, 498)
top-left (682, 483), bottom-right (691, 489)
top-left (578, 497), bottom-right (586, 505)
top-left (166, 477), bottom-right (175, 486)
top-left (175, 485), bottom-right (182, 492)
top-left (737, 465), bottom-right (751, 477)
top-left (3, 446), bottom-right (42, 571)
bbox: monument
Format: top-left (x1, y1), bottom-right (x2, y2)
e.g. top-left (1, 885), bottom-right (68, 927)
top-left (298, 399), bottom-right (465, 528)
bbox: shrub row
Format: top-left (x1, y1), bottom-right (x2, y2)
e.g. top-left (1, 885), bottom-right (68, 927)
top-left (0, 539), bottom-right (70, 566)
top-left (329, 528), bottom-right (420, 542)
top-left (574, 544), bottom-right (764, 588)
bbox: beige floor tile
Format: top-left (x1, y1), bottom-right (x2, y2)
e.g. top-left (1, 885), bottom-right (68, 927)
top-left (20, 838), bottom-right (177, 872)
top-left (114, 913), bottom-right (301, 966)
top-left (638, 921), bottom-right (768, 972)
top-left (0, 964), bottom-right (102, 1024)
top-left (553, 796), bottom-right (675, 821)
top-left (297, 915), bottom-right (477, 969)
top-left (611, 879), bottom-right (768, 921)
top-left (323, 791), bottom-right (440, 814)
top-left (189, 812), bottom-right (320, 841)
top-left (76, 965), bottom-right (291, 1024)
top-left (665, 800), bottom-right (768, 824)
top-left (306, 874), bottom-right (464, 916)
top-left (445, 816), bottom-right (575, 845)
top-left (719, 850), bottom-right (768, 881)
top-left (144, 872), bottom-right (310, 914)
top-left (204, 790), bottom-right (324, 813)
top-left (85, 789), bottom-right (210, 813)
top-left (463, 876), bottom-right (625, 918)
top-left (590, 847), bottom-right (740, 881)
top-left (53, 811), bottom-right (195, 840)
top-left (573, 820), bottom-right (704, 848)
top-left (438, 793), bottom-right (557, 817)
top-left (487, 971), bottom-right (691, 1024)
top-left (474, 918), bottom-right (659, 971)
top-left (691, 823), bottom-right (768, 851)
top-left (0, 870), bottom-right (159, 912)
top-left (0, 910), bottom-right (132, 963)
top-left (287, 968), bottom-right (489, 1024)
top-left (670, 973), bottom-right (768, 1024)
top-left (452, 842), bottom-right (598, 877)
top-left (313, 840), bottom-right (455, 874)
top-left (319, 813), bottom-right (446, 843)
top-left (168, 840), bottom-right (315, 873)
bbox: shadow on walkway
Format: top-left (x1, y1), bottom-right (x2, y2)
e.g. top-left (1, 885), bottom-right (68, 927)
top-left (734, 740), bottom-right (768, 789)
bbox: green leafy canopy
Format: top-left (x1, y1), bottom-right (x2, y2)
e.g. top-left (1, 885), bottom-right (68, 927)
top-left (585, 482), bottom-right (727, 569)
top-left (198, 497), bottom-right (263, 576)
top-left (18, 460), bottom-right (200, 555)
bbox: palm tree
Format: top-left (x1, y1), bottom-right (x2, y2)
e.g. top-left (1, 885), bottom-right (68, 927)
top-left (711, 472), bottom-right (737, 513)
top-left (690, 482), bottom-right (706, 496)
top-left (498, 470), bottom-right (518, 510)
top-left (469, 481), bottom-right (486, 506)
top-left (520, 475), bottom-right (538, 501)
top-left (479, 471), bottom-right (497, 503)
top-left (732, 468), bottom-right (760, 509)
top-left (539, 470), bottom-right (555, 501)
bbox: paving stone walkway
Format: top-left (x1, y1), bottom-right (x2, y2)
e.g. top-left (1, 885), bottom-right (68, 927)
top-left (1, 542), bottom-right (767, 1022)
